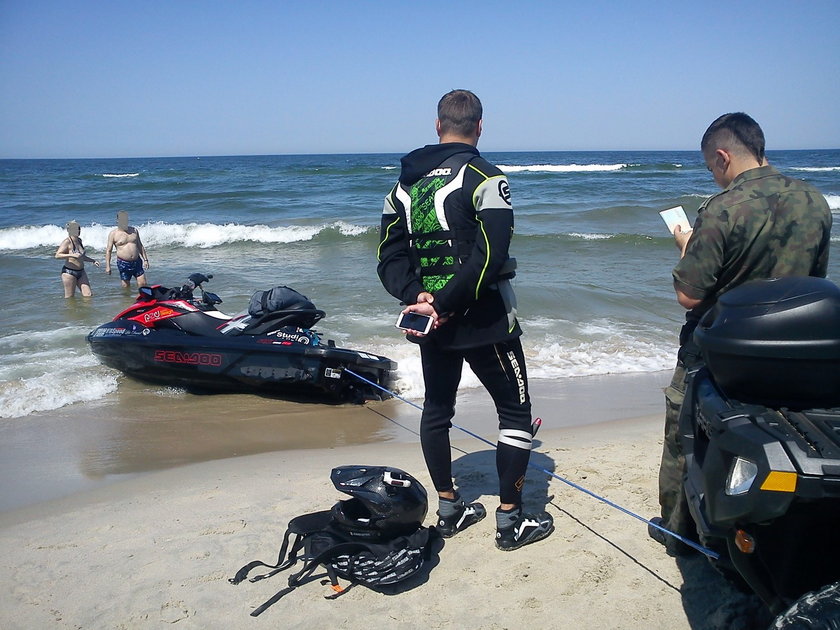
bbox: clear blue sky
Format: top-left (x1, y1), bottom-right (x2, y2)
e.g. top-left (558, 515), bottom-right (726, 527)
top-left (2, 0), bottom-right (838, 158)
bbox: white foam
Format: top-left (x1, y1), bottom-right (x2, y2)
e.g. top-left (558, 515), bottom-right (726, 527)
top-left (522, 317), bottom-right (675, 379)
top-left (568, 232), bottom-right (614, 240)
top-left (356, 315), bottom-right (674, 401)
top-left (824, 195), bottom-right (840, 211)
top-left (102, 173), bottom-right (140, 178)
top-left (498, 164), bottom-right (629, 173)
top-left (0, 221), bottom-right (371, 251)
top-left (790, 167), bottom-right (840, 172)
top-left (0, 368), bottom-right (118, 419)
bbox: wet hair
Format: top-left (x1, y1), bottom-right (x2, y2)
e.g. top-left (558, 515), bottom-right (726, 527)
top-left (701, 112), bottom-right (765, 163)
top-left (437, 89), bottom-right (482, 137)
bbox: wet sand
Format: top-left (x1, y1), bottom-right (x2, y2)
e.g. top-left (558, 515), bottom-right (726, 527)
top-left (0, 372), bottom-right (669, 512)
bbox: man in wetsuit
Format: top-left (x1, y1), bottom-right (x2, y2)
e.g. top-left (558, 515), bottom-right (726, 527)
top-left (377, 90), bottom-right (553, 551)
top-left (105, 210), bottom-right (150, 288)
top-left (651, 112), bottom-right (832, 555)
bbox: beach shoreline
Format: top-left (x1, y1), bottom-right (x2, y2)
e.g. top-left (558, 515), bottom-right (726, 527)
top-left (0, 370), bottom-right (774, 629)
top-left (0, 418), bottom-right (772, 629)
top-left (0, 372), bottom-right (670, 513)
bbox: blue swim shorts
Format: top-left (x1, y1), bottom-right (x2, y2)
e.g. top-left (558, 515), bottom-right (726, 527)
top-left (117, 257), bottom-right (145, 281)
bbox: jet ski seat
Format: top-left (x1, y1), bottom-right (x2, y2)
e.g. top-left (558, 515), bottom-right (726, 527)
top-left (240, 307), bottom-right (326, 336)
top-left (138, 284), bottom-right (194, 302)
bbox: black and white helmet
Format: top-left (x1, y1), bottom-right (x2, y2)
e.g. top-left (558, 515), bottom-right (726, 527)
top-left (330, 465), bottom-right (428, 541)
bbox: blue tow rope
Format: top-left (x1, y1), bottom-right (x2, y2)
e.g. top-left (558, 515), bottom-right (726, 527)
top-left (345, 368), bottom-right (718, 560)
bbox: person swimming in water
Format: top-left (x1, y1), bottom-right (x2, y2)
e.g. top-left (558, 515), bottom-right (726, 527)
top-left (55, 220), bottom-right (100, 298)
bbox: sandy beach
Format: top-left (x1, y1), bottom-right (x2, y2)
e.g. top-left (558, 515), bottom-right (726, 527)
top-left (0, 375), bottom-right (773, 629)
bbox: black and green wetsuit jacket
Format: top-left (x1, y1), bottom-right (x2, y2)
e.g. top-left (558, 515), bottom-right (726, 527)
top-left (377, 142), bottom-right (520, 350)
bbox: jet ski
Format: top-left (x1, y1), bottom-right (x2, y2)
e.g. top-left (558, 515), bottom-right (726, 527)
top-left (87, 273), bottom-right (396, 403)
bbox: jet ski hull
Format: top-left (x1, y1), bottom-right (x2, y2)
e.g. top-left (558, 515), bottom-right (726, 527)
top-left (88, 320), bottom-right (396, 402)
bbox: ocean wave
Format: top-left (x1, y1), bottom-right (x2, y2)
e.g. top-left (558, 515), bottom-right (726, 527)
top-left (524, 317), bottom-right (675, 379)
top-left (0, 369), bottom-right (119, 419)
top-left (0, 221), bottom-right (373, 251)
top-left (0, 327), bottom-right (119, 418)
top-left (825, 194), bottom-right (840, 210)
top-left (499, 163), bottom-right (630, 173)
top-left (791, 167), bottom-right (840, 172)
top-left (102, 173), bottom-right (140, 178)
top-left (0, 314), bottom-right (677, 416)
top-left (623, 163), bottom-right (684, 171)
top-left (567, 232), bottom-right (615, 241)
top-left (373, 316), bottom-right (675, 400)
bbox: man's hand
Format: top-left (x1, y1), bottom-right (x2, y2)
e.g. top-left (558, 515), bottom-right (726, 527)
top-left (673, 225), bottom-right (693, 258)
top-left (400, 292), bottom-right (446, 337)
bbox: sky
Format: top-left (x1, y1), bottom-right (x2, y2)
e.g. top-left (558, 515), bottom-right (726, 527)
top-left (1, 0), bottom-right (839, 159)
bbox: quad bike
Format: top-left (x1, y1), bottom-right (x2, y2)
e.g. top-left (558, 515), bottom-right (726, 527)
top-left (679, 276), bottom-right (840, 625)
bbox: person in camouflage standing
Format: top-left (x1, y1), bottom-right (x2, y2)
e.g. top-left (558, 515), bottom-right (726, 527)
top-left (650, 112), bottom-right (833, 555)
top-left (377, 90), bottom-right (554, 551)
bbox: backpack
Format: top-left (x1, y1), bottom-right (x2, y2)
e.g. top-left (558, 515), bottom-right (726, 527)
top-left (248, 286), bottom-right (315, 316)
top-left (229, 509), bottom-right (438, 616)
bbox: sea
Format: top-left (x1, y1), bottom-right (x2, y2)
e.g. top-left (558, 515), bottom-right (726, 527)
top-left (1, 150), bottom-right (839, 420)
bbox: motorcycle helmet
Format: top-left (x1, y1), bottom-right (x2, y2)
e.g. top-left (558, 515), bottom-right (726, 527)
top-left (330, 465), bottom-right (428, 541)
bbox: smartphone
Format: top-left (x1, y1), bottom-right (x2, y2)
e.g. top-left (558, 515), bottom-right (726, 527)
top-left (395, 311), bottom-right (434, 335)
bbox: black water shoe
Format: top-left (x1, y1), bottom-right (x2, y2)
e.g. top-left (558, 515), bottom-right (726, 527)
top-left (436, 497), bottom-right (487, 538)
top-left (495, 508), bottom-right (554, 551)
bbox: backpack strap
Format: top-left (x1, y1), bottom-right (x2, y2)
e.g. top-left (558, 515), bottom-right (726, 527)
top-left (228, 526), bottom-right (302, 585)
top-left (248, 541), bottom-right (372, 615)
top-left (228, 510), bottom-right (333, 585)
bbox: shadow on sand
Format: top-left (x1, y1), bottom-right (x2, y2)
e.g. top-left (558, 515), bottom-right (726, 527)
top-left (449, 445), bottom-right (773, 630)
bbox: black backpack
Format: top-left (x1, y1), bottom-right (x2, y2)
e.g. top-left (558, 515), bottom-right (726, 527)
top-left (229, 509), bottom-right (438, 616)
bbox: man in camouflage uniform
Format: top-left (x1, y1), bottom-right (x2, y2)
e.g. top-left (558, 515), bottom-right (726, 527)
top-left (651, 112), bottom-right (832, 555)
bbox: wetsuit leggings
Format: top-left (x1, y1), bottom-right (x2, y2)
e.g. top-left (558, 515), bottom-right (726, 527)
top-left (419, 338), bottom-right (533, 505)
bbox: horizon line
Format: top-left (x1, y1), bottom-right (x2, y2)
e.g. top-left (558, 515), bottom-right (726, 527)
top-left (2, 147), bottom-right (839, 161)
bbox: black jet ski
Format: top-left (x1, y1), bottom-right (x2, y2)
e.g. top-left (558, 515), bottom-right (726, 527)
top-left (679, 276), bottom-right (840, 622)
top-left (87, 273), bottom-right (396, 403)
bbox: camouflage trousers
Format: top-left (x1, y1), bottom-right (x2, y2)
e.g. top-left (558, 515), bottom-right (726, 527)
top-left (657, 358), bottom-right (697, 548)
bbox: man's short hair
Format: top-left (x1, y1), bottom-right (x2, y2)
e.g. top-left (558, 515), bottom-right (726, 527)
top-left (701, 112), bottom-right (765, 163)
top-left (437, 90), bottom-right (482, 137)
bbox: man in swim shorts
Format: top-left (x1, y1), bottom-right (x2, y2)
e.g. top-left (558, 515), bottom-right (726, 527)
top-left (105, 210), bottom-right (150, 288)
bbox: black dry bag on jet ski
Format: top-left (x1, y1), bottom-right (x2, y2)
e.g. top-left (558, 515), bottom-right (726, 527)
top-left (248, 286), bottom-right (321, 328)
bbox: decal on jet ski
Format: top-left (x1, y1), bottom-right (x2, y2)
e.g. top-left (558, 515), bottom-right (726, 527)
top-left (153, 350), bottom-right (223, 366)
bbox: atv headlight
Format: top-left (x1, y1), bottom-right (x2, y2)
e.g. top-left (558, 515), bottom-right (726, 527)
top-left (725, 457), bottom-right (758, 496)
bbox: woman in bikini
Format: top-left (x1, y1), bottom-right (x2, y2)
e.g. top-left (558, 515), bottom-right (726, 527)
top-left (55, 221), bottom-right (100, 298)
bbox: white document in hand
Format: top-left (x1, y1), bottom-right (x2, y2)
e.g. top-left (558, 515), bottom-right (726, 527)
top-left (659, 206), bottom-right (692, 235)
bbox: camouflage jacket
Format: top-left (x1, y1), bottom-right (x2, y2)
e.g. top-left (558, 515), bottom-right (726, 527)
top-left (673, 165), bottom-right (832, 336)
